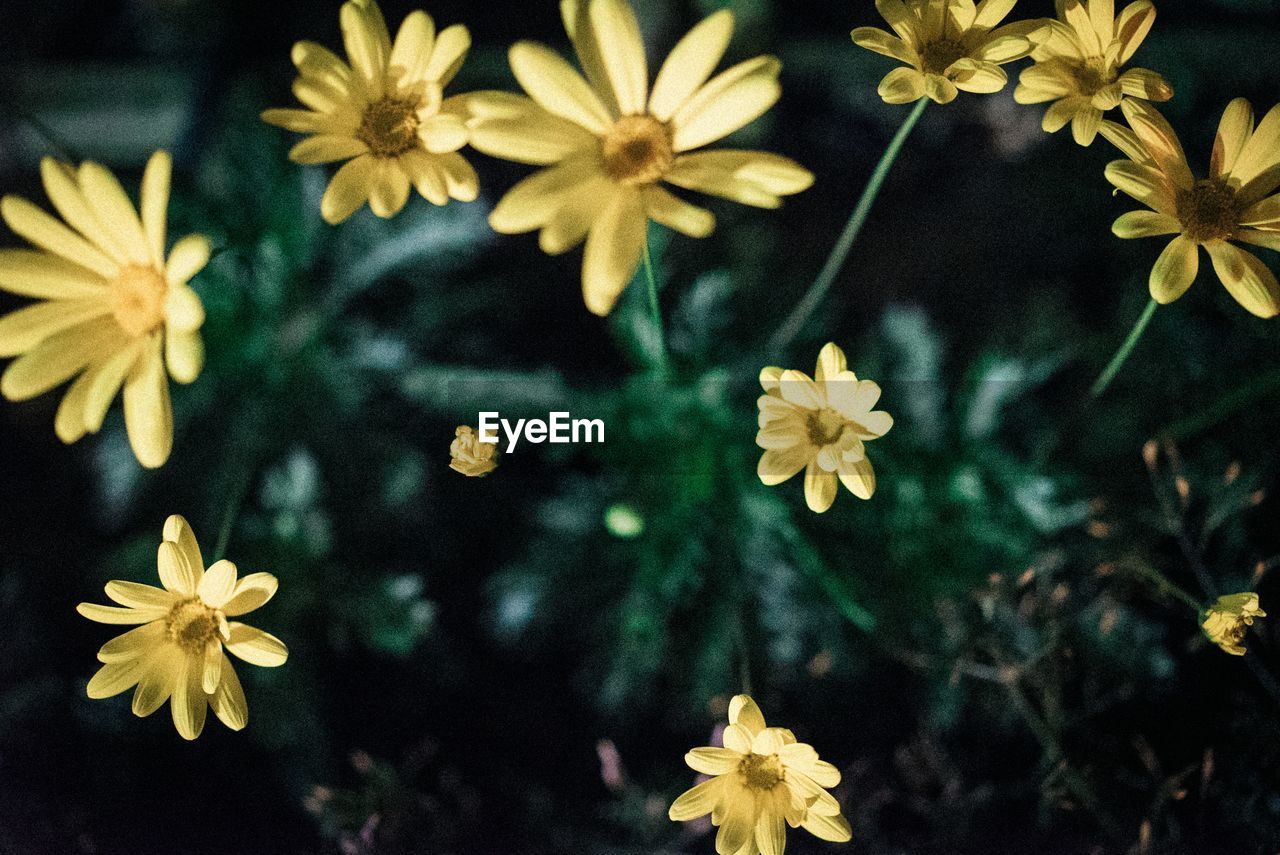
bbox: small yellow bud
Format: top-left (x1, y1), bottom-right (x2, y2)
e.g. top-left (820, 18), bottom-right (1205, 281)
top-left (449, 426), bottom-right (498, 478)
top-left (1202, 592), bottom-right (1266, 656)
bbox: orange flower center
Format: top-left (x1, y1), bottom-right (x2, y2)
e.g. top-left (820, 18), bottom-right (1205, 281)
top-left (166, 598), bottom-right (223, 653)
top-left (358, 97), bottom-right (422, 158)
top-left (807, 408), bottom-right (847, 447)
top-left (601, 115), bottom-right (674, 186)
top-left (920, 39), bottom-right (966, 74)
top-left (109, 265), bottom-right (168, 338)
top-left (739, 753), bottom-right (785, 790)
top-left (1176, 178), bottom-right (1241, 243)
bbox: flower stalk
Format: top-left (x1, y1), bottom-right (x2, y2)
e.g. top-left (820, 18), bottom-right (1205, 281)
top-left (1091, 298), bottom-right (1157, 399)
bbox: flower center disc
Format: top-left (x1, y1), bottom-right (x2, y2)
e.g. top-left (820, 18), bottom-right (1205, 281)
top-left (602, 115), bottom-right (674, 186)
top-left (166, 599), bottom-right (222, 652)
top-left (358, 97), bottom-right (422, 158)
top-left (1177, 178), bottom-right (1241, 243)
top-left (920, 39), bottom-right (966, 74)
top-left (109, 265), bottom-right (168, 338)
top-left (807, 408), bottom-right (846, 447)
top-left (1071, 59), bottom-right (1115, 95)
top-left (739, 753), bottom-right (785, 790)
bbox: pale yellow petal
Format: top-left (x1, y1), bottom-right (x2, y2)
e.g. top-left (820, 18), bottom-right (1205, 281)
top-left (170, 653), bottom-right (207, 740)
top-left (104, 580), bottom-right (176, 611)
top-left (1115, 0), bottom-right (1156, 63)
top-left (320, 154), bottom-right (377, 224)
top-left (671, 57), bottom-right (781, 152)
top-left (1213, 97), bottom-right (1255, 181)
top-left (685, 747), bottom-right (741, 776)
top-left (729, 694), bottom-right (767, 733)
top-left (39, 159), bottom-right (127, 263)
top-left (340, 0), bottom-right (390, 97)
top-left (800, 810), bottom-right (853, 842)
top-left (198, 559), bottom-right (239, 608)
top-left (851, 26), bottom-right (914, 64)
top-left (715, 790), bottom-right (754, 855)
top-left (465, 92), bottom-right (598, 165)
top-left (1148, 235), bottom-right (1198, 305)
top-left (165, 234), bottom-right (211, 287)
top-left (132, 647), bottom-right (180, 716)
top-left (669, 776), bottom-right (725, 821)
top-left (87, 658), bottom-right (148, 699)
top-left (163, 514), bottom-right (205, 578)
top-left (838, 456), bottom-right (877, 500)
top-left (1206, 241), bottom-right (1280, 319)
top-left (1104, 160), bottom-right (1177, 216)
top-left (757, 446), bottom-right (812, 486)
top-left (1119, 99), bottom-right (1193, 189)
top-left (201, 640), bottom-right (223, 694)
top-left (581, 189), bottom-right (646, 316)
top-left (1, 195), bottom-right (118, 279)
top-left (588, 0), bottom-right (648, 116)
top-left (540, 174), bottom-right (616, 254)
top-left (490, 157), bottom-right (605, 234)
top-left (368, 160), bottom-right (412, 218)
top-left (210, 654), bottom-right (248, 730)
top-left (0, 299), bottom-right (109, 359)
top-left (1112, 209), bottom-right (1180, 238)
top-left (288, 135), bottom-right (369, 165)
top-left (95, 620), bottom-right (166, 663)
top-left (165, 328), bottom-right (204, 385)
top-left (84, 339), bottom-right (142, 434)
top-left (77, 162), bottom-right (150, 265)
top-left (924, 73), bottom-right (958, 105)
top-left (0, 249), bottom-right (106, 300)
top-left (651, 11), bottom-right (734, 121)
top-left (665, 150), bottom-right (812, 209)
top-left (804, 460), bottom-right (838, 512)
top-left (122, 336), bottom-right (173, 469)
top-left (157, 540), bottom-right (200, 597)
top-left (388, 9), bottom-right (435, 84)
top-left (878, 66), bottom-right (926, 105)
top-left (221, 572), bottom-right (279, 617)
top-left (225, 623), bottom-right (289, 667)
top-left (77, 602), bottom-right (167, 625)
top-left (509, 41), bottom-right (612, 135)
top-left (640, 186), bottom-right (715, 239)
top-left (0, 316), bottom-right (121, 402)
top-left (139, 151), bottom-right (171, 268)
top-left (422, 24), bottom-right (470, 87)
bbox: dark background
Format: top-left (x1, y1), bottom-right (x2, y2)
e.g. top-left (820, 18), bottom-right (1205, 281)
top-left (3, 0), bottom-right (1280, 852)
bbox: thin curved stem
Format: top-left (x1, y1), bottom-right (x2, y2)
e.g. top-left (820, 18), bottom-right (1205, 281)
top-left (1091, 299), bottom-right (1157, 399)
top-left (213, 462), bottom-right (256, 563)
top-left (767, 97), bottom-right (929, 354)
top-left (643, 236), bottom-right (669, 378)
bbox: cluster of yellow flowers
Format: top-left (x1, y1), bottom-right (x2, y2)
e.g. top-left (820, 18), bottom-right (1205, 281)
top-left (0, 0), bottom-right (1273, 842)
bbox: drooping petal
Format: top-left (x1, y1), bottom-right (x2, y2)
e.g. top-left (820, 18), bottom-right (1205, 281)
top-left (581, 189), bottom-right (646, 317)
top-left (800, 810), bottom-right (853, 842)
top-left (490, 157), bottom-right (605, 234)
top-left (210, 654), bottom-right (248, 731)
top-left (640, 186), bottom-right (715, 239)
top-left (838, 456), bottom-right (877, 500)
top-left (877, 66), bottom-right (926, 104)
top-left (1143, 235), bottom-right (1199, 305)
top-left (851, 26), bottom-right (915, 64)
top-left (757, 446), bottom-right (813, 486)
top-left (77, 602), bottom-right (167, 625)
top-left (122, 335), bottom-right (173, 469)
top-left (87, 658), bottom-right (148, 699)
top-left (225, 623), bottom-right (290, 667)
top-left (804, 460), bottom-right (838, 513)
top-left (715, 789), bottom-right (755, 855)
top-left (170, 653), bottom-right (208, 740)
top-left (1206, 241), bottom-right (1280, 319)
top-left (320, 154), bottom-right (377, 224)
top-left (132, 646), bottom-right (180, 717)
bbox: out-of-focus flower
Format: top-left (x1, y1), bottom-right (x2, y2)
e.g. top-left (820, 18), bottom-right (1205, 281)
top-left (1104, 98), bottom-right (1280, 318)
top-left (450, 425), bottom-right (497, 477)
top-left (0, 151), bottom-right (207, 468)
top-left (1016, 0), bottom-right (1171, 146)
top-left (852, 0), bottom-right (1038, 105)
top-left (465, 0), bottom-right (813, 317)
top-left (756, 342), bottom-right (892, 513)
top-left (668, 694), bottom-right (852, 854)
top-left (1202, 592), bottom-right (1265, 656)
top-left (77, 515), bottom-right (287, 740)
top-left (262, 0), bottom-right (478, 224)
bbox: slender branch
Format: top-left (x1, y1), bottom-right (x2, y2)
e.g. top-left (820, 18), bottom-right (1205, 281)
top-left (1125, 558), bottom-right (1204, 615)
top-left (642, 236), bottom-right (669, 379)
top-left (767, 97), bottom-right (929, 354)
top-left (213, 463), bottom-right (256, 563)
top-left (1091, 299), bottom-right (1158, 399)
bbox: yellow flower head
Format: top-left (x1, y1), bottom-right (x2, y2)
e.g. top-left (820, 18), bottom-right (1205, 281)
top-left (1103, 98), bottom-right (1280, 318)
top-left (1016, 0), bottom-right (1171, 146)
top-left (669, 694), bottom-right (852, 855)
top-left (466, 0), bottom-right (814, 317)
top-left (0, 151), bottom-right (208, 469)
top-left (262, 0), bottom-right (479, 224)
top-left (1201, 592), bottom-right (1266, 657)
top-left (77, 515), bottom-right (287, 740)
top-left (852, 0), bottom-right (1038, 105)
top-left (757, 343), bottom-right (892, 513)
top-left (449, 424), bottom-right (498, 477)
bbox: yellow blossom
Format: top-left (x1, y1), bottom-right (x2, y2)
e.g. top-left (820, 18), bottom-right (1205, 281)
top-left (1103, 98), bottom-right (1280, 318)
top-left (262, 0), bottom-right (479, 224)
top-left (756, 343), bottom-right (892, 513)
top-left (669, 694), bottom-right (852, 855)
top-left (77, 515), bottom-right (287, 740)
top-left (0, 151), bottom-right (208, 468)
top-left (1202, 592), bottom-right (1265, 656)
top-left (852, 0), bottom-right (1038, 105)
top-left (450, 425), bottom-right (497, 477)
top-left (465, 0), bottom-right (814, 316)
top-left (1016, 0), bottom-right (1171, 146)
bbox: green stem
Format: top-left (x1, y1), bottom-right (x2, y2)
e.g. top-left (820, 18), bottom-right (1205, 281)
top-left (1127, 559), bottom-right (1204, 615)
top-left (642, 237), bottom-right (668, 378)
top-left (1090, 299), bottom-right (1157, 399)
top-left (767, 97), bottom-right (929, 354)
top-left (735, 607), bottom-right (753, 696)
top-left (213, 461), bottom-right (256, 563)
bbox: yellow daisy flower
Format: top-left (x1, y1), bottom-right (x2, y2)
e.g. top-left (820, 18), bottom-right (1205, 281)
top-left (1015, 0), bottom-right (1171, 146)
top-left (0, 151), bottom-right (208, 469)
top-left (465, 0), bottom-right (814, 317)
top-left (1104, 98), bottom-right (1280, 318)
top-left (449, 424), bottom-right (498, 477)
top-left (756, 343), bottom-right (892, 514)
top-left (852, 0), bottom-right (1038, 105)
top-left (77, 515), bottom-right (287, 740)
top-left (669, 694), bottom-right (852, 855)
top-left (262, 0), bottom-right (479, 224)
top-left (1201, 592), bottom-right (1265, 657)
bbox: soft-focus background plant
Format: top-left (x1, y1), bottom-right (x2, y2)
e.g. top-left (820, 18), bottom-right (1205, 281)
top-left (2, 0), bottom-right (1280, 852)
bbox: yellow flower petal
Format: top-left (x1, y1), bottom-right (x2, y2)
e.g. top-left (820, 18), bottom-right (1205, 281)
top-left (225, 622), bottom-right (290, 667)
top-left (581, 189), bottom-right (646, 316)
top-left (640, 186), bottom-right (715, 239)
top-left (288, 134), bottom-right (369, 164)
top-left (158, 540), bottom-right (200, 597)
top-left (1119, 99), bottom-right (1193, 190)
top-left (122, 336), bottom-right (173, 469)
top-left (1104, 159), bottom-right (1177, 216)
top-left (78, 602), bottom-right (166, 625)
top-left (1205, 241), bottom-right (1280, 319)
top-left (1115, 0), bottom-right (1156, 63)
top-left (165, 234), bottom-right (212, 287)
top-left (878, 66), bottom-right (927, 105)
top-left (491, 157), bottom-right (606, 234)
top-left (851, 25), bottom-right (915, 64)
top-left (1112, 209), bottom-right (1180, 238)
top-left (0, 299), bottom-right (109, 359)
top-left (87, 658), bottom-right (148, 699)
top-left (729, 694), bottom-right (767, 733)
top-left (540, 174), bottom-right (616, 254)
top-left (650, 11), bottom-right (735, 122)
top-left (139, 151), bottom-right (171, 269)
top-left (685, 747), bottom-right (741, 776)
top-left (924, 73), bottom-right (959, 104)
top-left (84, 340), bottom-right (143, 434)
top-left (669, 776), bottom-right (725, 821)
top-left (950, 59), bottom-right (1007, 94)
top-left (104, 580), bottom-right (176, 611)
top-left (0, 316), bottom-right (121, 402)
top-left (210, 654), bottom-right (248, 730)
top-left (340, 0), bottom-right (391, 97)
top-left (198, 559), bottom-right (239, 608)
top-left (77, 161), bottom-right (151, 266)
top-left (665, 150), bottom-right (812, 209)
top-left (222, 573), bottom-right (280, 617)
top-left (1118, 67), bottom-right (1172, 101)
top-left (321, 154), bottom-right (377, 224)
top-left (388, 9), bottom-right (435, 83)
top-left (588, 0), bottom-right (648, 116)
top-left (466, 92), bottom-right (598, 165)
top-left (804, 460), bottom-right (838, 513)
top-left (671, 56), bottom-right (781, 152)
top-left (1212, 97), bottom-right (1255, 181)
top-left (165, 328), bottom-right (204, 386)
top-left (1148, 235), bottom-right (1198, 305)
top-left (801, 810), bottom-right (853, 842)
top-left (509, 41), bottom-right (612, 135)
top-left (39, 158), bottom-right (128, 264)
top-left (1234, 104), bottom-right (1280, 200)
top-left (1072, 106), bottom-right (1103, 146)
top-left (757, 446), bottom-right (812, 486)
top-left (368, 160), bottom-right (412, 219)
top-left (132, 647), bottom-right (180, 716)
top-left (170, 652), bottom-right (208, 740)
top-left (838, 456), bottom-right (877, 500)
top-left (96, 621), bottom-right (166, 664)
top-left (715, 791), bottom-right (754, 855)
top-left (423, 24), bottom-right (471, 87)
top-left (0, 249), bottom-right (106, 301)
top-left (163, 514), bottom-right (205, 579)
top-left (1, 195), bottom-right (118, 279)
